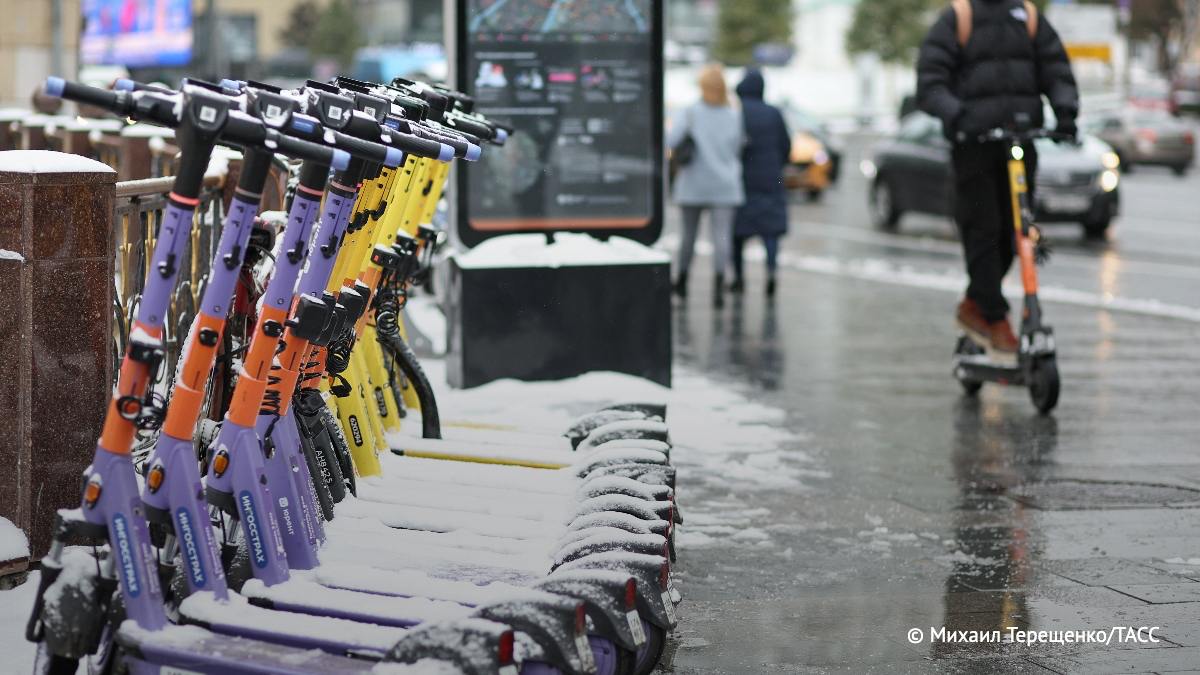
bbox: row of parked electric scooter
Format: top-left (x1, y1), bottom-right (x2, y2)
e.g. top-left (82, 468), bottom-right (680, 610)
top-left (26, 72), bottom-right (680, 675)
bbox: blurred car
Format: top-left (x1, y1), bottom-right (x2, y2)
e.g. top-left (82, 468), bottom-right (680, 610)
top-left (865, 112), bottom-right (1121, 237)
top-left (1085, 108), bottom-right (1195, 175)
top-left (1127, 82), bottom-right (1174, 112)
top-left (783, 106), bottom-right (843, 182)
top-left (1169, 64), bottom-right (1200, 116)
top-left (783, 129), bottom-right (833, 200)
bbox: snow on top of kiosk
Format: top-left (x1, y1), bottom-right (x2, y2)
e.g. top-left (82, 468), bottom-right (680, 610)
top-left (455, 232), bottom-right (669, 269)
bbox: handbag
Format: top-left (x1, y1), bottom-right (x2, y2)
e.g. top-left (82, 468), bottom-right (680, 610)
top-left (669, 107), bottom-right (696, 186)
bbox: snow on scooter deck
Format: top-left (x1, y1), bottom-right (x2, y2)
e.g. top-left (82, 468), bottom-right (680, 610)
top-left (118, 621), bottom-right (393, 673)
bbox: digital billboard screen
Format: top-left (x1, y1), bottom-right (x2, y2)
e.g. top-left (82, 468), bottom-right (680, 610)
top-left (81, 0), bottom-right (193, 68)
top-left (456, 0), bottom-right (664, 247)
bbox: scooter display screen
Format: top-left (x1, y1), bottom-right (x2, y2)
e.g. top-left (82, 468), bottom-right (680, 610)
top-left (456, 0), bottom-right (664, 246)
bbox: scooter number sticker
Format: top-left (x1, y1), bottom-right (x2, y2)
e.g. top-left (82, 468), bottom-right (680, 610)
top-left (627, 610), bottom-right (646, 644)
top-left (575, 632), bottom-right (595, 672)
top-left (499, 667), bottom-right (518, 675)
top-left (661, 591), bottom-right (676, 623)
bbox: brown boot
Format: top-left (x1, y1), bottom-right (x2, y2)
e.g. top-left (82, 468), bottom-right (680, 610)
top-left (988, 318), bottom-right (1019, 360)
top-left (955, 298), bottom-right (990, 346)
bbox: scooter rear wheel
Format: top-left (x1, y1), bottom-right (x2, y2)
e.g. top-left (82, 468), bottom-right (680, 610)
top-left (959, 379), bottom-right (983, 395)
top-left (1028, 356), bottom-right (1060, 414)
top-left (632, 622), bottom-right (669, 675)
top-left (34, 644), bottom-right (79, 675)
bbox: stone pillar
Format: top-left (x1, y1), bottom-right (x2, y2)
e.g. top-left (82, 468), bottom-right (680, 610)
top-left (0, 150), bottom-right (115, 559)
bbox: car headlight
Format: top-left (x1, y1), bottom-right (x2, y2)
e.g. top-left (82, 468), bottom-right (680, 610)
top-left (1101, 151), bottom-right (1120, 170)
top-left (1099, 169), bottom-right (1119, 192)
top-left (860, 159), bottom-right (877, 179)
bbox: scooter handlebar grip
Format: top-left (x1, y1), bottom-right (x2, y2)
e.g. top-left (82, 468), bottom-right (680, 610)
top-left (272, 132), bottom-right (351, 171)
top-left (328, 131), bottom-right (404, 168)
top-left (43, 76), bottom-right (65, 98)
top-left (391, 132), bottom-right (452, 161)
top-left (45, 78), bottom-right (120, 112)
top-left (113, 78), bottom-right (135, 92)
top-left (465, 143), bottom-right (482, 162)
top-left (447, 114), bottom-right (493, 141)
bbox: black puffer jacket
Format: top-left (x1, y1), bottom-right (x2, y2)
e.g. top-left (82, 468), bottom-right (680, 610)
top-left (916, 0), bottom-right (1078, 141)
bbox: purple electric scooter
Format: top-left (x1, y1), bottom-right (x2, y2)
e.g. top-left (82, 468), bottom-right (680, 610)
top-left (23, 77), bottom-right (418, 675)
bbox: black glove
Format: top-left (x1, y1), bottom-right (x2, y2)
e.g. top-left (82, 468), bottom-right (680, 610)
top-left (1054, 118), bottom-right (1078, 144)
top-left (945, 111), bottom-right (965, 143)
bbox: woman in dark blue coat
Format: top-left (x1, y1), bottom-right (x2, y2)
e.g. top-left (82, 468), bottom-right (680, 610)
top-left (732, 69), bottom-right (791, 297)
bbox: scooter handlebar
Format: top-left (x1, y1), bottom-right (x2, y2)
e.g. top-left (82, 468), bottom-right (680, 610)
top-left (388, 129), bottom-right (454, 162)
top-left (44, 77), bottom-right (122, 113)
top-left (223, 111), bottom-right (350, 170)
top-left (445, 113), bottom-right (494, 142)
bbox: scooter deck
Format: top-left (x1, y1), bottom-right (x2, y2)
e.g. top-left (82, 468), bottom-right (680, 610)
top-left (240, 578), bottom-right (473, 628)
top-left (312, 564), bottom-right (526, 605)
top-left (117, 622), bottom-right (385, 674)
top-left (336, 496), bottom-right (563, 541)
top-left (440, 424), bottom-right (574, 452)
top-left (953, 352), bottom-right (1026, 385)
top-left (355, 477), bottom-right (568, 521)
top-left (380, 454), bottom-right (577, 496)
top-left (178, 592), bottom-right (402, 657)
top-left (386, 432), bottom-right (572, 469)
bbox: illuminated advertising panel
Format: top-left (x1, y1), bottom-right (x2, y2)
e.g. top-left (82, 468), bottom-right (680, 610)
top-left (82, 0), bottom-right (193, 68)
top-left (456, 0), bottom-right (664, 246)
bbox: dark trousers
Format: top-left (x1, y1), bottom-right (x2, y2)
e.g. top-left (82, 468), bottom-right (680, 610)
top-left (732, 234), bottom-right (781, 281)
top-left (951, 141), bottom-right (1037, 322)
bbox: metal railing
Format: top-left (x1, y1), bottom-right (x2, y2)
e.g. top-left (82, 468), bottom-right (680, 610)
top-left (111, 172), bottom-right (228, 387)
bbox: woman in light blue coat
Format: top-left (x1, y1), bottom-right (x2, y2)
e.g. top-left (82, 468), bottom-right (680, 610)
top-left (668, 64), bottom-right (744, 307)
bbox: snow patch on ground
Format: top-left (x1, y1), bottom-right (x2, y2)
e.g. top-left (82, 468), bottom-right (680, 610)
top-left (0, 571), bottom-right (38, 673)
top-left (404, 294), bottom-right (448, 355)
top-left (0, 249), bottom-right (25, 262)
top-left (0, 517), bottom-right (28, 561)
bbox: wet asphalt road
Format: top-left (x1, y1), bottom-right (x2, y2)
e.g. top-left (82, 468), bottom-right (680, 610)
top-left (663, 130), bottom-right (1200, 673)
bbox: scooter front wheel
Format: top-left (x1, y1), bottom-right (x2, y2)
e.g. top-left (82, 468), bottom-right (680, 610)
top-left (1028, 356), bottom-right (1060, 414)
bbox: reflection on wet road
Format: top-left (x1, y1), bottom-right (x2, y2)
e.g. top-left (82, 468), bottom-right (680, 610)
top-left (663, 132), bottom-right (1200, 673)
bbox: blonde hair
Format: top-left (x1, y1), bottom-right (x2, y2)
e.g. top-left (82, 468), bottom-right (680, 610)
top-left (698, 64), bottom-right (729, 106)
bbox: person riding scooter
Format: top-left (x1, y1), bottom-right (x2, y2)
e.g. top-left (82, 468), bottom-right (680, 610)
top-left (916, 0), bottom-right (1079, 359)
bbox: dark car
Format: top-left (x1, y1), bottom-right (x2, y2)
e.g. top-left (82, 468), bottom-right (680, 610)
top-left (867, 112), bottom-right (1121, 237)
top-left (1085, 108), bottom-right (1195, 175)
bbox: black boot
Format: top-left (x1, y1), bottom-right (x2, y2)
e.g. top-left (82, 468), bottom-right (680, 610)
top-left (672, 270), bottom-right (688, 298)
top-left (766, 276), bottom-right (777, 297)
top-left (713, 274), bottom-right (725, 308)
top-left (730, 277), bottom-right (744, 294)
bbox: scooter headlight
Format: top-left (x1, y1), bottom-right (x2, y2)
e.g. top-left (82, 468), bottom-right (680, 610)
top-left (1099, 169), bottom-right (1119, 193)
top-left (83, 474), bottom-right (103, 509)
top-left (1011, 145), bottom-right (1025, 161)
